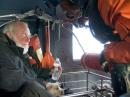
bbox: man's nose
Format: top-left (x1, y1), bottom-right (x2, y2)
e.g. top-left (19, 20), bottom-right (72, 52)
top-left (27, 37), bottom-right (30, 43)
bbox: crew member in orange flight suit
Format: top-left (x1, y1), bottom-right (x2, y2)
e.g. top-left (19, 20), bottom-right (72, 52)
top-left (98, 1), bottom-right (130, 96)
top-left (58, 0), bottom-right (130, 96)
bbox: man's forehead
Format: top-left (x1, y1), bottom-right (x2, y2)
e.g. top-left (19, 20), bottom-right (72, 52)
top-left (14, 22), bottom-right (28, 29)
top-left (14, 23), bottom-right (31, 35)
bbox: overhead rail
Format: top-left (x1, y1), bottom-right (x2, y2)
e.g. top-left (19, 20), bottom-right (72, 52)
top-left (0, 7), bottom-right (63, 27)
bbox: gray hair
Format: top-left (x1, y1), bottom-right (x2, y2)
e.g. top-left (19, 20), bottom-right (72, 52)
top-left (3, 20), bottom-right (28, 34)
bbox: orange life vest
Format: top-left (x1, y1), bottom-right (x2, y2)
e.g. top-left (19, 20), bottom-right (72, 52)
top-left (29, 35), bottom-right (43, 65)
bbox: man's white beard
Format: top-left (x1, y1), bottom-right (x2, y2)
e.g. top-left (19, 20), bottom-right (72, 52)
top-left (16, 43), bottom-right (29, 54)
top-left (23, 45), bottom-right (29, 54)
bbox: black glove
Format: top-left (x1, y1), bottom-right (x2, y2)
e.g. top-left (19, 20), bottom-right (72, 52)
top-left (99, 52), bottom-right (109, 73)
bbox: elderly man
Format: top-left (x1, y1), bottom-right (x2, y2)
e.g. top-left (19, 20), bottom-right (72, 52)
top-left (0, 20), bottom-right (54, 97)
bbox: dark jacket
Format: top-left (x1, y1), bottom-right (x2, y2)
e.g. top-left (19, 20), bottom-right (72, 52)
top-left (0, 33), bottom-right (36, 92)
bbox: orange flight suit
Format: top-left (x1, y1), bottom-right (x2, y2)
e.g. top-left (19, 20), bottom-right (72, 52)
top-left (98, 0), bottom-right (130, 63)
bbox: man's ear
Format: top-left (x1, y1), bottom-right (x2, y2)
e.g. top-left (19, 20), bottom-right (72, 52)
top-left (6, 32), bottom-right (13, 40)
top-left (5, 32), bottom-right (10, 36)
top-left (6, 32), bottom-right (11, 37)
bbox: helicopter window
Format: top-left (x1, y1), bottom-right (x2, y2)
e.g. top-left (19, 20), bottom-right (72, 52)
top-left (72, 26), bottom-right (104, 60)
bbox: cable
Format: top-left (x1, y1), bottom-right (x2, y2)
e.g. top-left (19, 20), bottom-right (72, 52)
top-left (61, 23), bottom-right (86, 54)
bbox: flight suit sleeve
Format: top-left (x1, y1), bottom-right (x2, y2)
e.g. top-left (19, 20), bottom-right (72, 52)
top-left (104, 41), bottom-right (130, 64)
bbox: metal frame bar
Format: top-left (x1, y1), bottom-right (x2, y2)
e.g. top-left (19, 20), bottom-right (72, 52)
top-left (60, 70), bottom-right (114, 97)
